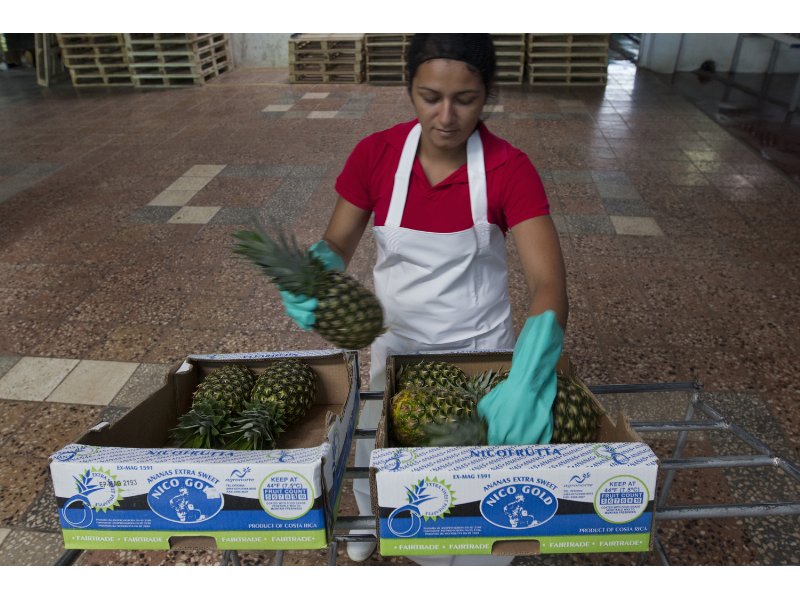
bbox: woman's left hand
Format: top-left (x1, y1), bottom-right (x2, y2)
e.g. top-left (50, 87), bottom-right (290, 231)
top-left (477, 310), bottom-right (564, 445)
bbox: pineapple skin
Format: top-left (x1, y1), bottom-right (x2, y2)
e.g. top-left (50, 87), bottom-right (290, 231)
top-left (390, 385), bottom-right (477, 446)
top-left (232, 228), bottom-right (385, 350)
top-left (314, 270), bottom-right (385, 350)
top-left (397, 360), bottom-right (469, 390)
top-left (229, 359), bottom-right (317, 450)
top-left (170, 364), bottom-right (256, 449)
top-left (389, 364), bottom-right (599, 447)
top-left (192, 364), bottom-right (255, 412)
top-left (550, 374), bottom-right (600, 443)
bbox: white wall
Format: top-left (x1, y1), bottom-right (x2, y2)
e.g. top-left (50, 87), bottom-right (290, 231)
top-left (230, 33), bottom-right (291, 67)
top-left (638, 33), bottom-right (800, 74)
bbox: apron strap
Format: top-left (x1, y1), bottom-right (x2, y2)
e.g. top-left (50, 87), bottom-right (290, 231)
top-left (386, 123), bottom-right (422, 227)
top-left (466, 129), bottom-right (488, 227)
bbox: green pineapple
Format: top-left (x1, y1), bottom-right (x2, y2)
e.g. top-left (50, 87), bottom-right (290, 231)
top-left (232, 227), bottom-right (385, 349)
top-left (550, 373), bottom-right (600, 444)
top-left (192, 364), bottom-right (255, 412)
top-left (221, 359), bottom-right (318, 451)
top-left (170, 364), bottom-right (256, 448)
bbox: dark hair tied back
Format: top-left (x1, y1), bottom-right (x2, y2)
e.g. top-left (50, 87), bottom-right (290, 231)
top-left (406, 33), bottom-right (496, 92)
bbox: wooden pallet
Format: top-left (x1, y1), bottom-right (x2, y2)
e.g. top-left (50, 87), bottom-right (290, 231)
top-left (125, 33), bottom-right (228, 56)
top-left (526, 34), bottom-right (609, 86)
top-left (56, 33), bottom-right (131, 86)
top-left (365, 33), bottom-right (412, 84)
top-left (289, 34), bottom-right (365, 84)
top-left (289, 33), bottom-right (364, 52)
top-left (289, 61), bottom-right (365, 83)
top-left (55, 33), bottom-right (231, 88)
top-left (127, 33), bottom-right (231, 87)
top-left (492, 33), bottom-right (526, 86)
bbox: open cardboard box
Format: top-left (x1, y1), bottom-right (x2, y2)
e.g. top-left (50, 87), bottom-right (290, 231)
top-left (369, 351), bottom-right (659, 557)
top-left (49, 350), bottom-right (359, 551)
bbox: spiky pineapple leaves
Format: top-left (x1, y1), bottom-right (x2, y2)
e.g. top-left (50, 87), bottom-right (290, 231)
top-left (171, 401), bottom-right (231, 449)
top-left (391, 361), bottom-right (601, 447)
top-left (231, 224), bottom-right (386, 350)
top-left (423, 411), bottom-right (489, 447)
top-left (169, 360), bottom-right (317, 451)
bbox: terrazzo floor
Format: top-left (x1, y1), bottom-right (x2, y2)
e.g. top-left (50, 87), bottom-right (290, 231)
top-left (1, 57), bottom-right (799, 568)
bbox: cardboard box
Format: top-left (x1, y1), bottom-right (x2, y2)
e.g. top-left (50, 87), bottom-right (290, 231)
top-left (49, 350), bottom-right (359, 551)
top-left (370, 352), bottom-right (659, 557)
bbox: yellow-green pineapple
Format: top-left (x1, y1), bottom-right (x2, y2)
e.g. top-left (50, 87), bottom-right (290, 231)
top-left (390, 366), bottom-right (506, 446)
top-left (392, 361), bottom-right (600, 447)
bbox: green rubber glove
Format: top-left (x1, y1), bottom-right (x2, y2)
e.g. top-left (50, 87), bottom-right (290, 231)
top-left (279, 240), bottom-right (344, 330)
top-left (308, 240), bottom-right (345, 271)
top-left (477, 310), bottom-right (564, 445)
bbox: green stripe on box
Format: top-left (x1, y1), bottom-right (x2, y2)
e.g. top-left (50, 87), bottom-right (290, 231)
top-left (539, 534), bottom-right (650, 553)
top-left (380, 534), bottom-right (650, 556)
top-left (63, 529), bottom-right (328, 550)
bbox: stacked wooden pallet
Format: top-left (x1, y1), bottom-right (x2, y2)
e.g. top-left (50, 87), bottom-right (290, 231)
top-left (125, 33), bottom-right (231, 87)
top-left (491, 34), bottom-right (526, 85)
top-left (288, 34), bottom-right (365, 84)
top-left (365, 33), bottom-right (412, 85)
top-left (55, 34), bottom-right (132, 87)
top-left (55, 33), bottom-right (231, 88)
top-left (526, 34), bottom-right (609, 86)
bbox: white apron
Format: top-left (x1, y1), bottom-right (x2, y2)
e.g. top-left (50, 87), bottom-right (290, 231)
top-left (352, 122), bottom-right (517, 565)
top-left (369, 122), bottom-right (515, 390)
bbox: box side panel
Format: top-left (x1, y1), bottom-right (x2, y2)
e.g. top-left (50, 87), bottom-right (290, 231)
top-left (375, 459), bottom-right (658, 556)
top-left (51, 459), bottom-right (329, 550)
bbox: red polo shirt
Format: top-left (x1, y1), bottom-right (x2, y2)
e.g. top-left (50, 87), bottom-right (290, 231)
top-left (335, 119), bottom-right (549, 233)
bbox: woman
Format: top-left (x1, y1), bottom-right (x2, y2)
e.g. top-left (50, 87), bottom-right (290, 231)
top-left (284, 34), bottom-right (568, 564)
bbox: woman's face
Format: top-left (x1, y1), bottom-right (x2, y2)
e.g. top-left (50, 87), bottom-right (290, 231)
top-left (409, 58), bottom-right (487, 154)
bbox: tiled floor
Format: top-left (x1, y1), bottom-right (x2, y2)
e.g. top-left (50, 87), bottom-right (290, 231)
top-left (1, 58), bottom-right (799, 567)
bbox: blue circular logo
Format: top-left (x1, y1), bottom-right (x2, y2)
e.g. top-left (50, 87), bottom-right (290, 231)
top-left (147, 476), bottom-right (224, 524)
top-left (480, 484), bottom-right (558, 530)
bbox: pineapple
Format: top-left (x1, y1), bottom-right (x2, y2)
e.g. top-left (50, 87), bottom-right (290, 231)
top-left (550, 373), bottom-right (600, 444)
top-left (170, 364), bottom-right (256, 449)
top-left (391, 361), bottom-right (600, 447)
top-left (390, 385), bottom-right (478, 446)
top-left (397, 360), bottom-right (470, 390)
top-left (390, 367), bottom-right (505, 446)
top-left (192, 364), bottom-right (255, 412)
top-left (222, 359), bottom-right (318, 451)
top-left (232, 227), bottom-right (385, 349)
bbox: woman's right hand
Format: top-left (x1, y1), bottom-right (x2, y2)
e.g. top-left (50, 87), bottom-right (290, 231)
top-left (280, 240), bottom-right (344, 330)
top-left (279, 291), bottom-right (318, 330)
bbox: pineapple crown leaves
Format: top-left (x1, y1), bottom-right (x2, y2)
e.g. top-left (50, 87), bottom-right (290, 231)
top-left (231, 224), bottom-right (328, 297)
top-left (170, 402), bottom-right (231, 449)
top-left (222, 402), bottom-right (285, 451)
top-left (423, 411), bottom-right (489, 447)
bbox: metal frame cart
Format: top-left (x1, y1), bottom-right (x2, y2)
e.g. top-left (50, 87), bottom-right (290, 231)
top-left (58, 382), bottom-right (800, 566)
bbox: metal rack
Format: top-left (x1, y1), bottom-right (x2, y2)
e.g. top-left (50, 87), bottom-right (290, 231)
top-left (58, 382), bottom-right (800, 566)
